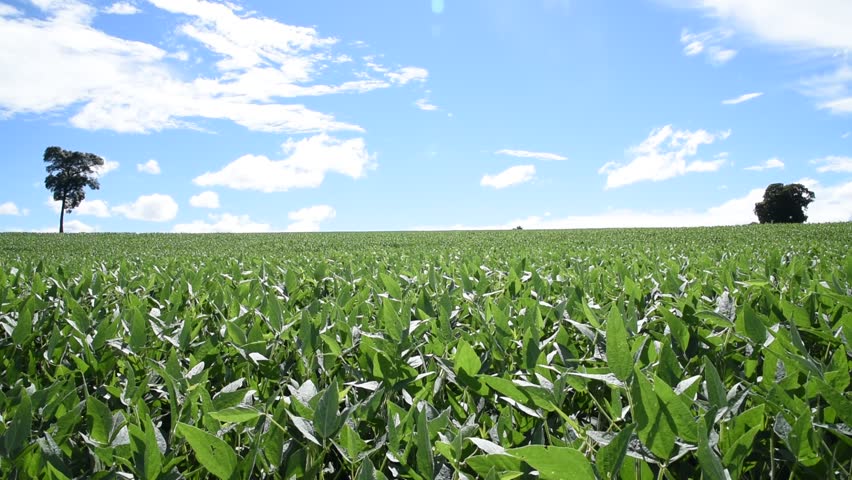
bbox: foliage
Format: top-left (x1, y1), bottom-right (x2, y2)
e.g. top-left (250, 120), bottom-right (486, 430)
top-left (43, 146), bottom-right (105, 233)
top-left (754, 183), bottom-right (816, 224)
top-left (0, 225), bottom-right (850, 479)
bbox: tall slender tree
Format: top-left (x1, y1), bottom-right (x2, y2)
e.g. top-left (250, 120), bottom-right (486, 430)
top-left (43, 146), bottom-right (105, 233)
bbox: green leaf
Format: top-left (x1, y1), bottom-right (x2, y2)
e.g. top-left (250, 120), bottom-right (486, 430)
top-left (722, 425), bottom-right (761, 477)
top-left (11, 303), bottom-right (33, 345)
top-left (357, 458), bottom-right (387, 480)
top-left (523, 331), bottom-right (541, 371)
top-left (129, 307), bottom-right (148, 352)
top-left (454, 339), bottom-right (481, 377)
top-left (810, 378), bottom-right (852, 425)
top-left (130, 420), bottom-right (163, 480)
top-left (380, 299), bottom-right (403, 343)
top-left (338, 424), bottom-right (369, 461)
top-left (176, 422), bottom-right (238, 480)
top-left (506, 445), bottom-right (596, 480)
top-left (653, 375), bottom-right (697, 443)
top-left (606, 305), bottom-right (632, 382)
top-left (697, 422), bottom-right (728, 480)
top-left (596, 425), bottom-right (635, 480)
top-left (703, 357), bottom-right (727, 409)
top-left (209, 406), bottom-right (262, 424)
top-left (741, 304), bottom-right (767, 345)
top-left (5, 390), bottom-right (32, 458)
top-left (314, 384), bottom-right (341, 440)
top-left (825, 346), bottom-right (849, 392)
top-left (287, 411), bottom-right (321, 446)
top-left (479, 375), bottom-right (529, 403)
top-left (415, 405), bottom-right (434, 479)
top-left (380, 272), bottom-right (403, 299)
top-left (631, 366), bottom-right (676, 460)
top-left (465, 454), bottom-right (524, 478)
top-left (86, 396), bottom-right (113, 445)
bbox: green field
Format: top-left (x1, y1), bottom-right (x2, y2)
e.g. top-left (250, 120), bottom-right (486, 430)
top-left (1, 225), bottom-right (850, 479)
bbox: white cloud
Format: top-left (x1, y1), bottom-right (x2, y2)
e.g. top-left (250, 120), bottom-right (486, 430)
top-left (481, 165), bottom-right (536, 189)
top-left (0, 0), bottom-right (424, 133)
top-left (286, 205), bottom-right (336, 232)
top-left (798, 177), bottom-right (852, 222)
top-left (676, 2), bottom-right (852, 112)
top-left (94, 160), bottom-right (120, 177)
top-left (683, 1), bottom-right (852, 52)
top-left (387, 67), bottom-right (428, 84)
top-left (0, 4), bottom-right (21, 16)
top-left (137, 159), bottom-right (161, 174)
top-left (62, 219), bottom-right (96, 233)
top-left (722, 92), bottom-right (763, 105)
top-left (801, 66), bottom-right (852, 114)
top-left (174, 213), bottom-right (269, 233)
top-left (709, 48), bottom-right (737, 64)
top-left (496, 149), bottom-right (567, 161)
top-left (744, 157), bottom-right (785, 171)
top-left (680, 28), bottom-right (737, 65)
top-left (415, 98), bottom-right (438, 111)
top-left (0, 201), bottom-right (23, 215)
top-left (104, 2), bottom-right (140, 15)
top-left (112, 194), bottom-right (178, 221)
top-left (47, 197), bottom-right (111, 217)
top-left (811, 155), bottom-right (852, 173)
top-left (194, 134), bottom-right (375, 192)
top-left (149, 0), bottom-right (336, 71)
top-left (32, 219), bottom-right (98, 233)
top-left (189, 191), bottom-right (220, 208)
top-left (842, 132), bottom-right (850, 139)
top-left (413, 178), bottom-right (852, 229)
top-left (599, 125), bottom-right (730, 189)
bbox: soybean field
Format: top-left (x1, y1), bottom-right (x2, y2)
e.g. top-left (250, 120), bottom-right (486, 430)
top-left (0, 224), bottom-right (850, 479)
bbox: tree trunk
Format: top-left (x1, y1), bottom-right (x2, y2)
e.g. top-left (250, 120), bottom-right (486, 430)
top-left (59, 196), bottom-right (65, 233)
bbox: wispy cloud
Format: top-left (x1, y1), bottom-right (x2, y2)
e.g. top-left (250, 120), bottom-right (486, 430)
top-left (415, 98), bottom-right (438, 111)
top-left (683, 1), bottom-right (852, 52)
top-left (680, 28), bottom-right (737, 65)
top-left (481, 165), bottom-right (536, 189)
top-left (496, 149), bottom-right (567, 161)
top-left (722, 92), bottom-right (763, 105)
top-left (801, 66), bottom-right (852, 114)
top-left (104, 2), bottom-right (140, 15)
top-left (744, 157), bottom-right (784, 171)
top-left (811, 155), bottom-right (852, 173)
top-left (599, 125), bottom-right (730, 189)
top-left (387, 67), bottom-right (428, 85)
top-left (676, 2), bottom-right (852, 113)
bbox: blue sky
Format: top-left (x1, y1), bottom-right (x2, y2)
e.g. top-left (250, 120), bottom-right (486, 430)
top-left (0, 0), bottom-right (850, 232)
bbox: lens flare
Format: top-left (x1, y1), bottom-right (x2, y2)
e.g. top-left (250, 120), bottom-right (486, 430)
top-left (431, 0), bottom-right (444, 14)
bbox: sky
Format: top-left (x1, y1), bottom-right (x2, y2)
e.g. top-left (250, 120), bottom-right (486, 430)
top-left (0, 0), bottom-right (851, 233)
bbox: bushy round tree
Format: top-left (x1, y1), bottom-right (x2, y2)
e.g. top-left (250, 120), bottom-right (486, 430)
top-left (754, 183), bottom-right (815, 224)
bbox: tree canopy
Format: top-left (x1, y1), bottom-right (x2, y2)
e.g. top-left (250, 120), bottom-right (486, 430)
top-left (754, 183), bottom-right (815, 224)
top-left (44, 146), bottom-right (105, 233)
